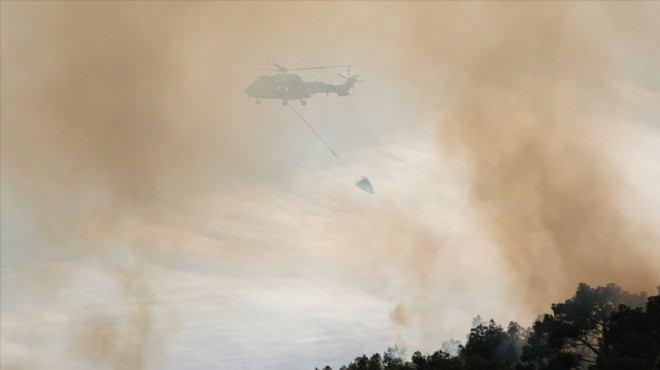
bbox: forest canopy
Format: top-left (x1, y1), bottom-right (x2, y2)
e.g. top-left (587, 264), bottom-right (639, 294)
top-left (317, 283), bottom-right (660, 370)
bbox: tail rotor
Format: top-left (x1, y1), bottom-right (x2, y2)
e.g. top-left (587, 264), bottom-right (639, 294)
top-left (337, 66), bottom-right (365, 90)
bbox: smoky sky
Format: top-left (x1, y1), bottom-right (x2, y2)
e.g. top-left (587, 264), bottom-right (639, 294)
top-left (401, 2), bottom-right (660, 313)
top-left (2, 2), bottom-right (659, 368)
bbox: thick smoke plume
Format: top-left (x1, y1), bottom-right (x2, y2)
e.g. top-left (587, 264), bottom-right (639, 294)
top-left (2, 2), bottom-right (658, 367)
top-left (410, 3), bottom-right (660, 312)
top-left (1, 3), bottom-right (260, 367)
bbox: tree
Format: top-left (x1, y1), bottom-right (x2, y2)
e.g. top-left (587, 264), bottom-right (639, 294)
top-left (459, 319), bottom-right (527, 367)
top-left (342, 355), bottom-right (370, 370)
top-left (521, 283), bottom-right (647, 370)
top-left (593, 288), bottom-right (660, 370)
top-left (411, 350), bottom-right (464, 370)
top-left (321, 283), bottom-right (657, 370)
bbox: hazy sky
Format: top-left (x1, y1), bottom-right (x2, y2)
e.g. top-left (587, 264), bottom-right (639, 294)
top-left (1, 2), bottom-right (659, 369)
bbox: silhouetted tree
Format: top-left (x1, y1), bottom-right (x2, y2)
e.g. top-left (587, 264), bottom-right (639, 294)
top-left (521, 283), bottom-right (647, 370)
top-left (592, 287), bottom-right (660, 370)
top-left (459, 319), bottom-right (527, 367)
top-left (368, 353), bottom-right (383, 370)
top-left (320, 283), bottom-right (658, 370)
top-left (411, 350), bottom-right (465, 370)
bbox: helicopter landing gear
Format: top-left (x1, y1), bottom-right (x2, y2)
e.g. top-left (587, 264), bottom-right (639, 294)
top-left (300, 99), bottom-right (307, 106)
top-left (255, 99), bottom-right (261, 105)
top-left (282, 100), bottom-right (288, 106)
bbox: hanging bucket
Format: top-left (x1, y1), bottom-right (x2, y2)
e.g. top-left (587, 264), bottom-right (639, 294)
top-left (355, 176), bottom-right (374, 194)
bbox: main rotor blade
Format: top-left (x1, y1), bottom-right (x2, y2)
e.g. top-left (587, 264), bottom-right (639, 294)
top-left (285, 64), bottom-right (355, 71)
top-left (338, 73), bottom-right (347, 79)
top-left (272, 63), bottom-right (288, 72)
top-left (243, 68), bottom-right (281, 71)
top-left (244, 64), bottom-right (356, 73)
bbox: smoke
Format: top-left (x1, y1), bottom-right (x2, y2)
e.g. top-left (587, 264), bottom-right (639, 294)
top-left (2, 1), bottom-right (658, 367)
top-left (417, 3), bottom-right (660, 313)
top-left (0, 2), bottom-right (267, 368)
top-left (3, 2), bottom-right (380, 367)
top-left (70, 267), bottom-right (164, 370)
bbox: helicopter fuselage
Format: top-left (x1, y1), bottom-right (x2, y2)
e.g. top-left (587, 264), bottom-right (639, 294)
top-left (244, 73), bottom-right (356, 105)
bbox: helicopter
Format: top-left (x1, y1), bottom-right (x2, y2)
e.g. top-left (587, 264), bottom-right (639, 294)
top-left (244, 64), bottom-right (364, 105)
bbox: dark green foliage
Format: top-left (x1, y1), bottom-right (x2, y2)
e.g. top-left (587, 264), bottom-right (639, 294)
top-left (320, 283), bottom-right (659, 370)
top-left (339, 354), bottom-right (368, 370)
top-left (337, 347), bottom-right (413, 370)
top-left (592, 289), bottom-right (660, 370)
top-left (521, 283), bottom-right (648, 370)
top-left (460, 320), bottom-right (527, 366)
top-left (411, 350), bottom-right (464, 370)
